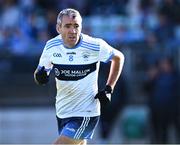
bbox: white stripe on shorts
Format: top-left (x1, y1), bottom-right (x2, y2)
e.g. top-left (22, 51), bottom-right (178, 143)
top-left (74, 117), bottom-right (90, 139)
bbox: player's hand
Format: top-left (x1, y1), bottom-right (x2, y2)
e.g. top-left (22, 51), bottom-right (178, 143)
top-left (95, 85), bottom-right (112, 107)
top-left (34, 66), bottom-right (49, 85)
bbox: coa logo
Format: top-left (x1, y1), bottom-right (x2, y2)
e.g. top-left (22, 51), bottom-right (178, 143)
top-left (53, 53), bottom-right (62, 57)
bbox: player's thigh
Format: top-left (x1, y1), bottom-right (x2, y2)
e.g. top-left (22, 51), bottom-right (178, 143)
top-left (54, 135), bottom-right (86, 145)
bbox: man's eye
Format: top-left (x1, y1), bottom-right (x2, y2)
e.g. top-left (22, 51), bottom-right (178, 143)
top-left (65, 25), bottom-right (71, 28)
top-left (74, 25), bottom-right (79, 28)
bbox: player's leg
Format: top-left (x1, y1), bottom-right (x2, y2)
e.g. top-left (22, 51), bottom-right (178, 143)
top-left (54, 116), bottom-right (99, 145)
top-left (80, 139), bottom-right (87, 145)
top-left (54, 135), bottom-right (85, 144)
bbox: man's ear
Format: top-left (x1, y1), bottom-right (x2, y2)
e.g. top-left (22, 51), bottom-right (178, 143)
top-left (56, 24), bottom-right (61, 34)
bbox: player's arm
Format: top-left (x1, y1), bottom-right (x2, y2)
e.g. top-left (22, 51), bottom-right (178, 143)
top-left (34, 43), bottom-right (52, 85)
top-left (106, 49), bottom-right (124, 90)
top-left (95, 49), bottom-right (124, 105)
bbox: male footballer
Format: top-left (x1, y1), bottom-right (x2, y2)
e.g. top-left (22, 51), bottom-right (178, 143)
top-left (34, 8), bottom-right (124, 145)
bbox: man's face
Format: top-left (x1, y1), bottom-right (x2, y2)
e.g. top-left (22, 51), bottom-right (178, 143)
top-left (57, 15), bottom-right (82, 48)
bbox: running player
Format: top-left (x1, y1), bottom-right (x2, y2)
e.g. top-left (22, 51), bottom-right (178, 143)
top-left (34, 8), bottom-right (124, 145)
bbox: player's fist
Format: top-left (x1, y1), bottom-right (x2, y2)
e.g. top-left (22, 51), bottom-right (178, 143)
top-left (95, 85), bottom-right (112, 107)
top-left (34, 66), bottom-right (49, 85)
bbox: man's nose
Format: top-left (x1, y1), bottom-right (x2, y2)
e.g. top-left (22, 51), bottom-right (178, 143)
top-left (70, 28), bottom-right (76, 33)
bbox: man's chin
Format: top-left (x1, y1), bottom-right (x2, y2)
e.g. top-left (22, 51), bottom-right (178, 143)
top-left (69, 40), bottom-right (78, 45)
top-left (66, 42), bottom-right (76, 48)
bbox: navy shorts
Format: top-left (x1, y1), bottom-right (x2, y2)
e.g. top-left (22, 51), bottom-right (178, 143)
top-left (56, 116), bottom-right (100, 140)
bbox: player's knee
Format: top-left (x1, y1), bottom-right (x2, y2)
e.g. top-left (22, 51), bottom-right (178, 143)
top-left (53, 135), bottom-right (84, 145)
top-left (80, 139), bottom-right (87, 145)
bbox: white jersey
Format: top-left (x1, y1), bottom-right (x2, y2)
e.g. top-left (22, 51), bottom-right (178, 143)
top-left (38, 33), bottom-right (116, 118)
